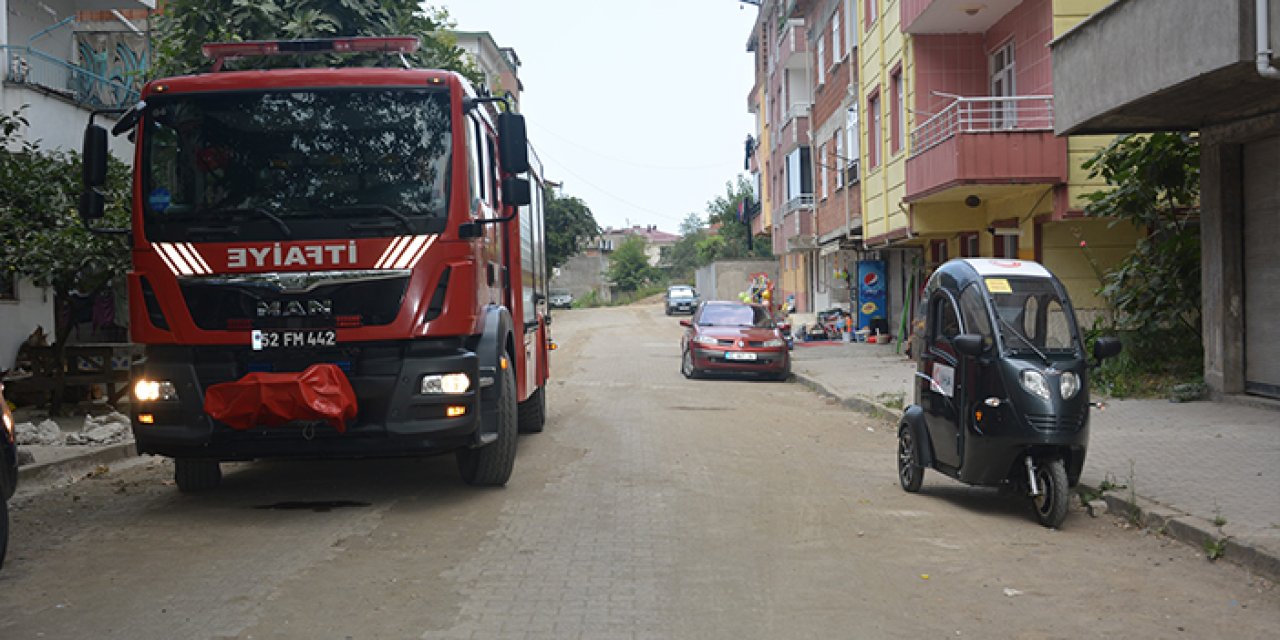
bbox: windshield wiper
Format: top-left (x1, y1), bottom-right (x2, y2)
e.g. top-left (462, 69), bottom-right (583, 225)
top-left (995, 316), bottom-right (1050, 365)
top-left (321, 204), bottom-right (415, 234)
top-left (218, 207), bottom-right (293, 239)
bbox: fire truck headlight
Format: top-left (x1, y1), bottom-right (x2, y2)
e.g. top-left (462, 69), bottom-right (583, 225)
top-left (420, 373), bottom-right (471, 395)
top-left (134, 379), bottom-right (179, 403)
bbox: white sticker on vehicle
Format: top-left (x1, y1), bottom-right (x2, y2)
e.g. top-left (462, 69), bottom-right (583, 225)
top-left (932, 363), bottom-right (955, 398)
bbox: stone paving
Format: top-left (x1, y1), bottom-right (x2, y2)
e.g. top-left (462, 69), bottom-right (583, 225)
top-left (789, 338), bottom-right (1280, 579)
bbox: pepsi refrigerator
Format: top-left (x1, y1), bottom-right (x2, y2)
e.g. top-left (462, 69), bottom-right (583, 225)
top-left (856, 260), bottom-right (888, 333)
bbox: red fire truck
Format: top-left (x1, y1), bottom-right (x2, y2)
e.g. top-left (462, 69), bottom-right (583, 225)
top-left (78, 37), bottom-right (551, 491)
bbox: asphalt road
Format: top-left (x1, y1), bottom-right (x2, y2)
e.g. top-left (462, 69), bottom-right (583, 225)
top-left (1, 303), bottom-right (1276, 639)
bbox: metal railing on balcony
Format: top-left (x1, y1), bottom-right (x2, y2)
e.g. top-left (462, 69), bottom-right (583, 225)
top-left (781, 194), bottom-right (814, 215)
top-left (909, 95), bottom-right (1054, 156)
top-left (1, 45), bottom-right (140, 110)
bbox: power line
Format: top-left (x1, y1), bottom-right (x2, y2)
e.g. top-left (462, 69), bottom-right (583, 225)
top-left (537, 148), bottom-right (691, 225)
top-left (529, 120), bottom-right (734, 172)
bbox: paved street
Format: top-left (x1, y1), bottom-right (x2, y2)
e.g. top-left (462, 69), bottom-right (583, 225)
top-left (2, 303), bottom-right (1277, 639)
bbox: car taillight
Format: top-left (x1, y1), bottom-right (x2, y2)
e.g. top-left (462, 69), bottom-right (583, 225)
top-left (336, 315), bottom-right (362, 328)
top-left (227, 318), bottom-right (252, 330)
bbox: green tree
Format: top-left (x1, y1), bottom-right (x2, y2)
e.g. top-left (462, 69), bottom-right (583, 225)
top-left (153, 0), bottom-right (480, 82)
top-left (1081, 132), bottom-right (1201, 392)
top-left (665, 213), bottom-right (708, 281)
top-left (605, 235), bottom-right (656, 293)
top-left (705, 175), bottom-right (771, 259)
top-left (544, 188), bottom-right (600, 271)
top-left (0, 109), bottom-right (132, 413)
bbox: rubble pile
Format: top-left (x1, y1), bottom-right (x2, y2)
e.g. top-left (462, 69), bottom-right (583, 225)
top-left (65, 412), bottom-right (131, 445)
top-left (14, 419), bottom-right (63, 446)
top-left (13, 412), bottom-right (131, 446)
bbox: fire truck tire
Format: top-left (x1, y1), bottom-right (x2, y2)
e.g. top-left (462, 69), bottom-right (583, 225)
top-left (174, 459), bottom-right (222, 493)
top-left (457, 363), bottom-right (518, 486)
top-left (517, 386), bottom-right (546, 434)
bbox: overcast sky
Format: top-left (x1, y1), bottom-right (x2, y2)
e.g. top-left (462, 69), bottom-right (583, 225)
top-left (444, 1), bottom-right (759, 233)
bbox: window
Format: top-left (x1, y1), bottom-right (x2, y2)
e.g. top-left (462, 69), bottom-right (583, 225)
top-left (960, 232), bottom-right (980, 257)
top-left (995, 233), bottom-right (1019, 259)
top-left (959, 285), bottom-right (994, 346)
top-left (864, 0), bottom-right (878, 30)
top-left (0, 272), bottom-right (16, 301)
top-left (820, 142), bottom-right (829, 200)
top-left (832, 10), bottom-right (842, 62)
top-left (816, 35), bottom-right (826, 86)
top-left (890, 67), bottom-right (904, 154)
top-left (930, 239), bottom-right (948, 266)
top-left (846, 104), bottom-right (860, 172)
top-left (931, 295), bottom-right (961, 343)
top-left (834, 129), bottom-right (844, 189)
top-left (469, 116), bottom-right (486, 206)
top-left (867, 89), bottom-right (881, 170)
top-left (990, 40), bottom-right (1016, 129)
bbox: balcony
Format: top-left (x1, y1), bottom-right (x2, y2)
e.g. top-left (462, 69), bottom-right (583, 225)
top-left (905, 95), bottom-right (1067, 203)
top-left (902, 0), bottom-right (1022, 34)
top-left (1, 44), bottom-right (140, 110)
top-left (775, 19), bottom-right (808, 71)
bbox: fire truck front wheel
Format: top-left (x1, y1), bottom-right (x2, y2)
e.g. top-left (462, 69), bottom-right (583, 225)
top-left (457, 363), bottom-right (518, 486)
top-left (174, 459), bottom-right (222, 493)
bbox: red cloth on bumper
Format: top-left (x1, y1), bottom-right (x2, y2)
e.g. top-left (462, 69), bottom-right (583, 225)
top-left (204, 364), bottom-right (358, 432)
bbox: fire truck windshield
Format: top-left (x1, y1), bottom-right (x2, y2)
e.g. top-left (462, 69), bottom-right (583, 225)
top-left (141, 88), bottom-right (452, 242)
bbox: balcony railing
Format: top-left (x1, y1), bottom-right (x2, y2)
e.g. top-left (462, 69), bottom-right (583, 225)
top-left (909, 95), bottom-right (1054, 156)
top-left (781, 194), bottom-right (814, 215)
top-left (1, 45), bottom-right (140, 110)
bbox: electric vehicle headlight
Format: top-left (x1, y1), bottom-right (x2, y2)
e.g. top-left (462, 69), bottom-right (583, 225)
top-left (1060, 371), bottom-right (1080, 400)
top-left (693, 335), bottom-right (720, 347)
top-left (133, 379), bottom-right (178, 402)
top-left (1019, 370), bottom-right (1051, 402)
top-left (420, 373), bottom-right (471, 395)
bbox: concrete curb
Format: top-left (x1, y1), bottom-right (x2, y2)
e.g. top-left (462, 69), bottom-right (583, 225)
top-left (17, 442), bottom-right (139, 486)
top-left (791, 372), bottom-right (901, 425)
top-left (1078, 481), bottom-right (1280, 584)
top-left (792, 371), bottom-right (1280, 583)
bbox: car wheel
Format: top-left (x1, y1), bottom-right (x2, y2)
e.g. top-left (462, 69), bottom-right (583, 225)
top-left (517, 385), bottom-right (546, 434)
top-left (897, 424), bottom-right (924, 493)
top-left (175, 459), bottom-right (222, 493)
top-left (457, 363), bottom-right (519, 486)
top-left (1032, 457), bottom-right (1070, 529)
top-left (681, 348), bottom-right (700, 379)
top-left (665, 307), bottom-right (672, 316)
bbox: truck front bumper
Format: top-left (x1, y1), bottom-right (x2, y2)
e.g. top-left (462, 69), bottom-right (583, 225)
top-left (131, 340), bottom-right (484, 461)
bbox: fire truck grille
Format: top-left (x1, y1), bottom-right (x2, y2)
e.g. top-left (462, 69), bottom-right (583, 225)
top-left (179, 273), bottom-right (410, 330)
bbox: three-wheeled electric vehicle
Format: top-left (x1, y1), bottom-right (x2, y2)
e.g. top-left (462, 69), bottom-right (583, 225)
top-left (896, 259), bottom-right (1121, 528)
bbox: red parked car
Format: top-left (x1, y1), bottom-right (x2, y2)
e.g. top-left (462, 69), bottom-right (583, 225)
top-left (680, 301), bottom-right (790, 381)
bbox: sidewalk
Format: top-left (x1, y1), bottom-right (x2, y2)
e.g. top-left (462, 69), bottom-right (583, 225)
top-left (789, 339), bottom-right (1280, 582)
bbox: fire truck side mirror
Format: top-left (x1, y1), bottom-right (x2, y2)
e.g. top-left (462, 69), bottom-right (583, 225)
top-left (83, 124), bottom-right (108, 187)
top-left (497, 112), bottom-right (530, 174)
top-left (503, 176), bottom-right (531, 207)
top-left (79, 124), bottom-right (109, 221)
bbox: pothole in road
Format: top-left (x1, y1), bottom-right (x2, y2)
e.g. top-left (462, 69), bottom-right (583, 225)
top-left (253, 500), bottom-right (371, 512)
